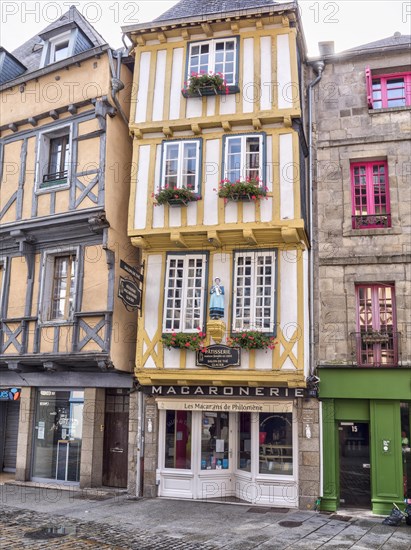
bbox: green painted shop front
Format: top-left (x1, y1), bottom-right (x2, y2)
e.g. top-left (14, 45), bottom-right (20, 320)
top-left (319, 368), bottom-right (411, 515)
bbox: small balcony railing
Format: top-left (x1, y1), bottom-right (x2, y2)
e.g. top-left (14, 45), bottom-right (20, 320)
top-left (350, 331), bottom-right (401, 367)
top-left (352, 213), bottom-right (391, 229)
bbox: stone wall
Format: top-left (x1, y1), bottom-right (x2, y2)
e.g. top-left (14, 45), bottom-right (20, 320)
top-left (312, 49), bottom-right (411, 366)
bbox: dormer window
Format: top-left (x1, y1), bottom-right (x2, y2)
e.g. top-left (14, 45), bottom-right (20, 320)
top-left (39, 25), bottom-right (93, 68)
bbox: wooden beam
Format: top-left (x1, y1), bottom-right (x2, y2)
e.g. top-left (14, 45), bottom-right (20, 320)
top-left (131, 236), bottom-right (151, 249)
top-left (163, 126), bottom-right (173, 138)
top-left (243, 229), bottom-right (258, 245)
top-left (201, 22), bottom-right (213, 37)
top-left (170, 232), bottom-right (187, 248)
top-left (222, 120), bottom-right (232, 132)
top-left (191, 123), bottom-right (202, 135)
top-left (230, 22), bottom-right (239, 33)
top-left (252, 118), bottom-right (262, 130)
top-left (157, 32), bottom-right (167, 44)
top-left (207, 231), bottom-right (222, 247)
top-left (136, 35), bottom-right (146, 46)
top-left (181, 29), bottom-right (190, 41)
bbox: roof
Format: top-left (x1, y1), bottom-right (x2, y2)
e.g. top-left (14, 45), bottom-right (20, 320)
top-left (154, 0), bottom-right (280, 22)
top-left (11, 5), bottom-right (108, 74)
top-left (343, 33), bottom-right (411, 53)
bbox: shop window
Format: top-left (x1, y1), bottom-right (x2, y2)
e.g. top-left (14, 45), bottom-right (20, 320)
top-left (366, 68), bottom-right (411, 109)
top-left (36, 125), bottom-right (71, 191)
top-left (351, 161), bottom-right (391, 229)
top-left (355, 283), bottom-right (398, 366)
top-left (187, 37), bottom-right (238, 89)
top-left (165, 410), bottom-right (191, 469)
top-left (40, 250), bottom-right (78, 323)
top-left (160, 139), bottom-right (202, 194)
top-left (223, 134), bottom-right (265, 183)
top-left (201, 412), bottom-right (229, 470)
top-left (259, 412), bottom-right (293, 475)
top-left (32, 390), bottom-right (84, 482)
top-left (232, 249), bottom-right (276, 333)
top-left (163, 253), bottom-right (207, 333)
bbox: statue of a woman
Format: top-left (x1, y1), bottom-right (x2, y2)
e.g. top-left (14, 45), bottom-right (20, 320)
top-left (209, 277), bottom-right (224, 319)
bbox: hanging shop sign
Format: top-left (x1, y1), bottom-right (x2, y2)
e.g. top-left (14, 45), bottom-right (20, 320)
top-left (118, 277), bottom-right (141, 310)
top-left (0, 388), bottom-right (21, 401)
top-left (196, 345), bottom-right (240, 369)
top-left (142, 385), bottom-right (306, 398)
top-left (120, 260), bottom-right (144, 284)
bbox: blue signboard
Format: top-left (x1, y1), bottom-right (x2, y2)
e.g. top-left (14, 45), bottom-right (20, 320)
top-left (0, 388), bottom-right (21, 401)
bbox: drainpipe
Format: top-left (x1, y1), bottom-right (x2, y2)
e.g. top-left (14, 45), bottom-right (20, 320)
top-left (307, 59), bottom-right (325, 500)
top-left (136, 388), bottom-right (143, 497)
top-left (107, 48), bottom-right (129, 126)
top-left (307, 60), bottom-right (325, 378)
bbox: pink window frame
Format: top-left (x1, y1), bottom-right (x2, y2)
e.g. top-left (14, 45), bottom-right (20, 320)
top-left (355, 283), bottom-right (398, 367)
top-left (350, 160), bottom-right (391, 229)
top-left (366, 68), bottom-right (411, 109)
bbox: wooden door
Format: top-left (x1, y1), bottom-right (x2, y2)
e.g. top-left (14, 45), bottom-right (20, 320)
top-left (102, 389), bottom-right (129, 488)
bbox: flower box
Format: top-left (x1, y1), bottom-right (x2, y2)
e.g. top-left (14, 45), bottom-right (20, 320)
top-left (217, 178), bottom-right (268, 202)
top-left (181, 72), bottom-right (229, 98)
top-left (153, 186), bottom-right (199, 206)
top-left (227, 331), bottom-right (276, 351)
top-left (162, 329), bottom-right (206, 352)
top-left (166, 198), bottom-right (191, 207)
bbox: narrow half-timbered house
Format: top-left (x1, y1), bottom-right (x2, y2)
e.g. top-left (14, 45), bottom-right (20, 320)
top-left (0, 7), bottom-right (137, 489)
top-left (124, 0), bottom-right (319, 508)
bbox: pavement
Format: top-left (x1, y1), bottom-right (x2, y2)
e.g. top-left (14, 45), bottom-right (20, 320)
top-left (0, 483), bottom-right (410, 549)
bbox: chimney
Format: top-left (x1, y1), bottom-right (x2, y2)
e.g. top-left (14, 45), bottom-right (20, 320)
top-left (318, 41), bottom-right (335, 56)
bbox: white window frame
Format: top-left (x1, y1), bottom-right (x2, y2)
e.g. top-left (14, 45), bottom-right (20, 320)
top-left (35, 123), bottom-right (72, 194)
top-left (0, 257), bottom-right (7, 316)
top-left (39, 247), bottom-right (80, 324)
top-left (224, 134), bottom-right (264, 182)
top-left (40, 30), bottom-right (74, 67)
top-left (161, 140), bottom-right (201, 193)
top-left (163, 253), bottom-right (207, 334)
top-left (188, 38), bottom-right (237, 86)
top-left (232, 250), bottom-right (276, 333)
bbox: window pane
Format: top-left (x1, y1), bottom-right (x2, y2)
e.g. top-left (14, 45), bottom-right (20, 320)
top-left (50, 255), bottom-right (75, 320)
top-left (201, 412), bottom-right (229, 470)
top-left (226, 138), bottom-right (241, 181)
top-left (238, 413), bottom-right (251, 472)
top-left (165, 411), bottom-right (191, 469)
top-left (259, 413), bottom-right (293, 475)
top-left (53, 41), bottom-right (69, 62)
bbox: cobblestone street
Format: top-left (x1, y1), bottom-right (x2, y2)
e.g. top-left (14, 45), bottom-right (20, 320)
top-left (1, 488), bottom-right (410, 549)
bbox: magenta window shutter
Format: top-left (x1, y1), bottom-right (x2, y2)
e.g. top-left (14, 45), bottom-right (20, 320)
top-left (365, 67), bottom-right (373, 108)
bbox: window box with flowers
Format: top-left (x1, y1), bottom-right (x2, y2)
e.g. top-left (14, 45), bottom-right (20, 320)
top-left (227, 331), bottom-right (276, 351)
top-left (153, 185), bottom-right (200, 207)
top-left (182, 72), bottom-right (229, 98)
top-left (216, 178), bottom-right (268, 203)
top-left (162, 329), bottom-right (206, 352)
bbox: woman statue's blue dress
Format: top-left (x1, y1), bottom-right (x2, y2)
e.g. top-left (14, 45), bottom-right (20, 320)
top-left (209, 277), bottom-right (224, 319)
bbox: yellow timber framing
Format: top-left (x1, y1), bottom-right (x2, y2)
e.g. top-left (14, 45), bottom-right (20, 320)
top-left (128, 26), bottom-right (301, 130)
top-left (127, 128), bottom-right (307, 247)
top-left (135, 244), bottom-right (306, 387)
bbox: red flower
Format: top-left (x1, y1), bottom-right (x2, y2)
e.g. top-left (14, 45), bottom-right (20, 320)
top-left (185, 342), bottom-right (191, 347)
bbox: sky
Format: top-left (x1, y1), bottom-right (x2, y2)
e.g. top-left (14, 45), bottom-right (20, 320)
top-left (0, 1), bottom-right (410, 56)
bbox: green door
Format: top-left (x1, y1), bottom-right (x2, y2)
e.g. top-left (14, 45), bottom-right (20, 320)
top-left (339, 422), bottom-right (371, 508)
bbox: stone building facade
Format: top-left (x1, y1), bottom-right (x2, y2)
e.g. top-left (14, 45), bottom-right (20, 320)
top-left (312, 35), bottom-right (411, 514)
